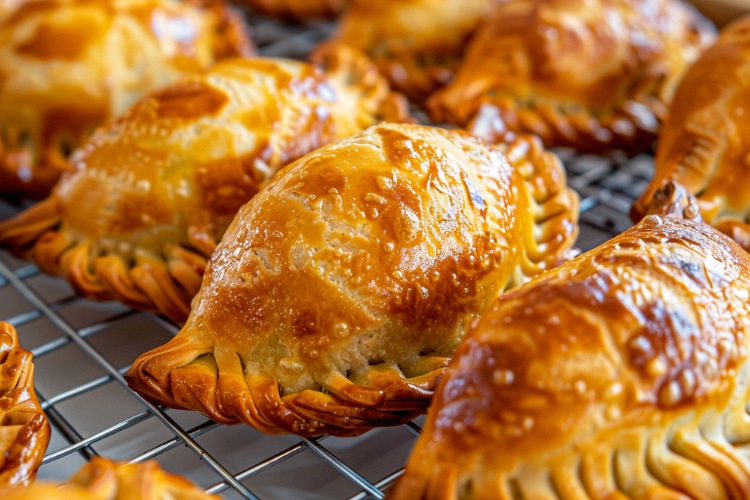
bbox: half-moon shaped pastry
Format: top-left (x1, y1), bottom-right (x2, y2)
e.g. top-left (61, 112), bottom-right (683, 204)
top-left (0, 0), bottom-right (254, 199)
top-left (633, 16), bottom-right (750, 251)
top-left (125, 122), bottom-right (580, 436)
top-left (3, 457), bottom-right (218, 499)
top-left (392, 215), bottom-right (750, 499)
top-left (0, 50), bottom-right (408, 323)
top-left (239, 0), bottom-right (349, 19)
top-left (317, 0), bottom-right (493, 101)
top-left (0, 321), bottom-right (49, 490)
top-left (427, 0), bottom-right (715, 155)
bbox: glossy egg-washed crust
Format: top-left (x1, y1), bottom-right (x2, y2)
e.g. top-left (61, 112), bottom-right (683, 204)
top-left (0, 322), bottom-right (49, 490)
top-left (392, 215), bottom-right (750, 499)
top-left (427, 0), bottom-right (716, 155)
top-left (0, 49), bottom-right (408, 323)
top-left (0, 0), bottom-right (254, 199)
top-left (3, 457), bottom-right (218, 499)
top-left (125, 123), bottom-right (579, 437)
top-left (317, 0), bottom-right (493, 101)
top-left (238, 0), bottom-right (349, 20)
top-left (633, 15), bottom-right (750, 253)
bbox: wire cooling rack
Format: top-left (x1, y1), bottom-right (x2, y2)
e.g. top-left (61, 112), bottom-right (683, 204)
top-left (0, 11), bottom-right (655, 500)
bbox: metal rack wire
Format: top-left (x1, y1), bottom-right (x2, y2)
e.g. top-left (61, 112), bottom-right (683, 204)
top-left (0, 11), bottom-right (655, 500)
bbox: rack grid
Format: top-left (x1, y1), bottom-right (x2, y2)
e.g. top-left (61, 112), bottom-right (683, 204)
top-left (0, 11), bottom-right (654, 500)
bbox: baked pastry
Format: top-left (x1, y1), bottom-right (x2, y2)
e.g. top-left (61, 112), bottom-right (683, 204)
top-left (238, 0), bottom-right (349, 19)
top-left (2, 457), bottom-right (218, 499)
top-left (0, 50), bottom-right (409, 323)
top-left (0, 321), bottom-right (49, 490)
top-left (0, 0), bottom-right (254, 199)
top-left (633, 15), bottom-right (750, 251)
top-left (317, 0), bottom-right (494, 101)
top-left (427, 0), bottom-right (715, 155)
top-left (391, 215), bottom-right (750, 499)
top-left (125, 122), bottom-right (579, 436)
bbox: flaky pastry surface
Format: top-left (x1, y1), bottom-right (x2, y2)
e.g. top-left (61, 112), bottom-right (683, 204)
top-left (125, 122), bottom-right (579, 436)
top-left (428, 0), bottom-right (715, 155)
top-left (0, 322), bottom-right (49, 490)
top-left (0, 0), bottom-right (253, 198)
top-left (0, 51), bottom-right (407, 323)
top-left (318, 0), bottom-right (493, 101)
top-left (393, 216), bottom-right (750, 499)
top-left (3, 456), bottom-right (218, 499)
top-left (633, 16), bottom-right (750, 252)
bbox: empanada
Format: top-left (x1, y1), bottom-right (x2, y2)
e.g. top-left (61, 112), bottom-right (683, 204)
top-left (392, 215), bottom-right (750, 499)
top-left (317, 0), bottom-right (493, 101)
top-left (3, 457), bottom-right (218, 499)
top-left (428, 0), bottom-right (715, 155)
top-left (238, 0), bottom-right (349, 19)
top-left (633, 16), bottom-right (750, 251)
top-left (0, 0), bottom-right (253, 199)
top-left (0, 51), bottom-right (408, 323)
top-left (0, 322), bottom-right (49, 490)
top-left (125, 122), bottom-right (579, 436)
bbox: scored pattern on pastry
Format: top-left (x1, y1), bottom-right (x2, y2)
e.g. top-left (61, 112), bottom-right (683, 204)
top-left (0, 49), bottom-right (408, 323)
top-left (427, 0), bottom-right (715, 155)
top-left (391, 215), bottom-right (750, 499)
top-left (238, 0), bottom-right (350, 19)
top-left (0, 321), bottom-right (49, 490)
top-left (0, 0), bottom-right (254, 199)
top-left (125, 123), bottom-right (579, 436)
top-left (2, 456), bottom-right (219, 499)
top-left (633, 15), bottom-right (750, 252)
top-left (317, 0), bottom-right (494, 101)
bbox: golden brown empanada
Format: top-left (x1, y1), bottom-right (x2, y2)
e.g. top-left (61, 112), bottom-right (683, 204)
top-left (125, 122), bottom-right (579, 436)
top-left (633, 16), bottom-right (750, 251)
top-left (238, 0), bottom-right (349, 19)
top-left (317, 0), bottom-right (493, 101)
top-left (0, 322), bottom-right (49, 490)
top-left (392, 215), bottom-right (750, 499)
top-left (428, 0), bottom-right (715, 155)
top-left (0, 0), bottom-right (254, 199)
top-left (0, 51), bottom-right (408, 323)
top-left (3, 457), bottom-right (218, 499)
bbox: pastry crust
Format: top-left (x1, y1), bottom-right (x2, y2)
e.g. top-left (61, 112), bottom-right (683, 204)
top-left (3, 457), bottom-right (218, 499)
top-left (317, 0), bottom-right (493, 101)
top-left (428, 0), bottom-right (715, 155)
top-left (0, 322), bottom-right (49, 490)
top-left (392, 215), bottom-right (750, 499)
top-left (125, 122), bottom-right (579, 436)
top-left (0, 0), bottom-right (254, 199)
top-left (238, 0), bottom-right (349, 20)
top-left (633, 16), bottom-right (750, 252)
top-left (0, 51), bottom-right (409, 323)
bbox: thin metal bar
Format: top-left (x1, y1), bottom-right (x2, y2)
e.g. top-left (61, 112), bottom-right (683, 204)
top-left (0, 261), bottom-right (258, 499)
top-left (301, 437), bottom-right (384, 499)
top-left (130, 419), bottom-right (219, 463)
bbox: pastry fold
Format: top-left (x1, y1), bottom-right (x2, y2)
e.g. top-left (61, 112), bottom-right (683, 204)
top-left (0, 0), bottom-right (254, 198)
top-left (0, 322), bottom-right (49, 490)
top-left (3, 457), bottom-right (218, 499)
top-left (125, 122), bottom-right (579, 436)
top-left (0, 49), bottom-right (407, 323)
top-left (428, 0), bottom-right (715, 155)
top-left (633, 15), bottom-right (750, 252)
top-left (392, 215), bottom-right (750, 499)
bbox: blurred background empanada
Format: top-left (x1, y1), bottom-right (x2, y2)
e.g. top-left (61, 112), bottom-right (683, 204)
top-left (0, 0), bottom-right (254, 199)
top-left (633, 15), bottom-right (750, 252)
top-left (428, 0), bottom-right (715, 155)
top-left (125, 122), bottom-right (579, 436)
